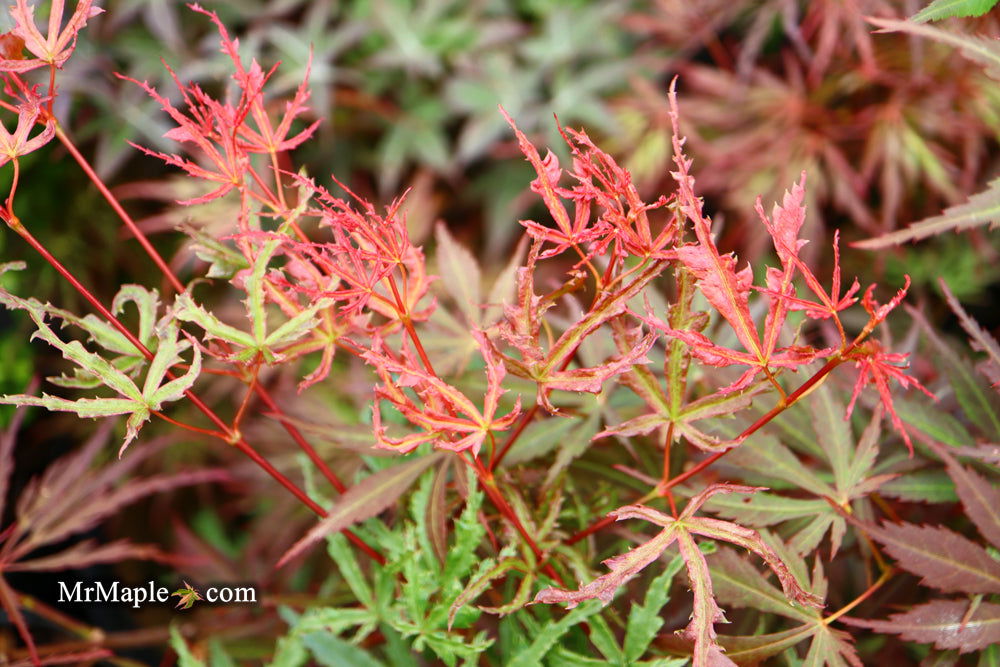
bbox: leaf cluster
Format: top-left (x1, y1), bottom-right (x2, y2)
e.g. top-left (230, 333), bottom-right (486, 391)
top-left (1, 3), bottom-right (998, 667)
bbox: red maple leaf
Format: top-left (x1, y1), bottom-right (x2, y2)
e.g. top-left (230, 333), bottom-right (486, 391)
top-left (655, 91), bottom-right (824, 393)
top-left (367, 330), bottom-right (520, 457)
top-left (845, 339), bottom-right (934, 456)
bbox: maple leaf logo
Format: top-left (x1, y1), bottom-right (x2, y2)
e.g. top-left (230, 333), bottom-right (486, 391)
top-left (171, 582), bottom-right (202, 610)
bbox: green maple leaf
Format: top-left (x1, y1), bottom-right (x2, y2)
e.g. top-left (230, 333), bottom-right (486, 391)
top-left (172, 582), bottom-right (202, 610)
top-left (0, 279), bottom-right (202, 457)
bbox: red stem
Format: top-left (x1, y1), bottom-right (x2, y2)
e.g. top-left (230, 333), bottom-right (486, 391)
top-left (489, 401), bottom-right (538, 471)
top-left (231, 360), bottom-right (261, 432)
top-left (46, 66), bottom-right (55, 115)
top-left (661, 354), bottom-right (847, 494)
top-left (253, 384), bottom-right (348, 494)
top-left (566, 352), bottom-right (852, 545)
top-left (50, 122), bottom-right (374, 542)
top-left (4, 215), bottom-right (384, 564)
top-left (386, 272), bottom-right (437, 376)
top-left (52, 124), bottom-right (186, 296)
top-left (566, 514), bottom-right (617, 546)
top-left (383, 270), bottom-right (559, 580)
top-left (470, 458), bottom-right (564, 586)
top-left (150, 410), bottom-right (228, 439)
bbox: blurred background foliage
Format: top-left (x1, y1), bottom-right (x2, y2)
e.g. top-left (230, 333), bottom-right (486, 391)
top-left (6, 0), bottom-right (997, 298)
top-left (25, 0), bottom-right (994, 302)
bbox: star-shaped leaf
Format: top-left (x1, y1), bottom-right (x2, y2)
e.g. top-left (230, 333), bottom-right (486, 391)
top-left (0, 285), bottom-right (200, 457)
top-left (171, 581), bottom-right (202, 610)
top-left (2, 0), bottom-right (103, 72)
top-left (535, 484), bottom-right (821, 666)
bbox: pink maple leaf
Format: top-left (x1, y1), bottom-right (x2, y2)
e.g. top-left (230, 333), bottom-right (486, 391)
top-left (0, 98), bottom-right (54, 167)
top-left (500, 107), bottom-right (593, 258)
top-left (0, 0), bottom-right (102, 73)
top-left (501, 107), bottom-right (674, 263)
top-left (121, 5), bottom-right (322, 208)
top-left (558, 123), bottom-right (674, 259)
top-left (189, 5), bottom-right (320, 155)
top-left (845, 339), bottom-right (935, 456)
top-left (665, 87), bottom-right (822, 393)
top-left (754, 176), bottom-right (860, 323)
top-left (367, 331), bottom-right (520, 457)
top-left (121, 67), bottom-right (250, 206)
top-left (535, 484), bottom-right (822, 666)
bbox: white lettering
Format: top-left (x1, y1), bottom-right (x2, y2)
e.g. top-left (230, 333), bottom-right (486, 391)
top-left (57, 581), bottom-right (81, 602)
top-left (54, 580), bottom-right (254, 606)
top-left (94, 581), bottom-right (118, 603)
top-left (130, 586), bottom-right (147, 609)
top-left (232, 586), bottom-right (256, 603)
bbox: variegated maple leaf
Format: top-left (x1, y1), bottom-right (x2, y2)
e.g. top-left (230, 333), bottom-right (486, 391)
top-left (535, 484), bottom-right (822, 667)
top-left (496, 240), bottom-right (661, 412)
top-left (663, 88), bottom-right (825, 394)
top-left (367, 330), bottom-right (520, 457)
top-left (501, 105), bottom-right (674, 262)
top-left (120, 6), bottom-right (316, 207)
top-left (500, 108), bottom-right (606, 259)
top-left (0, 275), bottom-right (201, 457)
top-left (0, 0), bottom-right (103, 72)
top-left (122, 67), bottom-right (251, 206)
top-left (171, 581), bottom-right (202, 610)
top-left (842, 278), bottom-right (934, 455)
top-left (189, 5), bottom-right (319, 156)
top-left (175, 239), bottom-right (332, 367)
top-left (0, 97), bottom-right (54, 168)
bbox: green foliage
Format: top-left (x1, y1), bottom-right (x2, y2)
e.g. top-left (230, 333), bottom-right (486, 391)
top-left (912, 0), bottom-right (1000, 22)
top-left (170, 624), bottom-right (204, 667)
top-left (278, 480), bottom-right (493, 666)
top-left (2, 2), bottom-right (999, 666)
top-left (0, 264), bottom-right (32, 424)
top-left (0, 280), bottom-right (201, 455)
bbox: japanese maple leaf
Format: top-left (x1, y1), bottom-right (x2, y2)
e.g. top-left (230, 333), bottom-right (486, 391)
top-left (189, 5), bottom-right (320, 155)
top-left (753, 175), bottom-right (860, 325)
top-left (494, 240), bottom-right (660, 411)
top-left (501, 107), bottom-right (675, 261)
top-left (0, 0), bottom-right (103, 72)
top-left (761, 230), bottom-right (861, 322)
top-left (367, 330), bottom-right (520, 457)
top-left (0, 410), bottom-right (226, 664)
top-left (706, 546), bottom-right (860, 665)
top-left (123, 67), bottom-right (251, 206)
top-left (844, 341), bottom-right (933, 456)
top-left (836, 438), bottom-right (1000, 654)
top-left (0, 285), bottom-right (202, 458)
top-left (557, 122), bottom-right (674, 259)
top-left (121, 6), bottom-right (334, 206)
top-left (0, 98), bottom-right (54, 167)
top-left (664, 88), bottom-right (821, 393)
top-left (536, 484), bottom-right (822, 667)
top-left (844, 278), bottom-right (934, 455)
top-left (843, 601), bottom-right (1000, 655)
top-left (171, 581), bottom-right (202, 610)
top-left (500, 107), bottom-right (599, 256)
